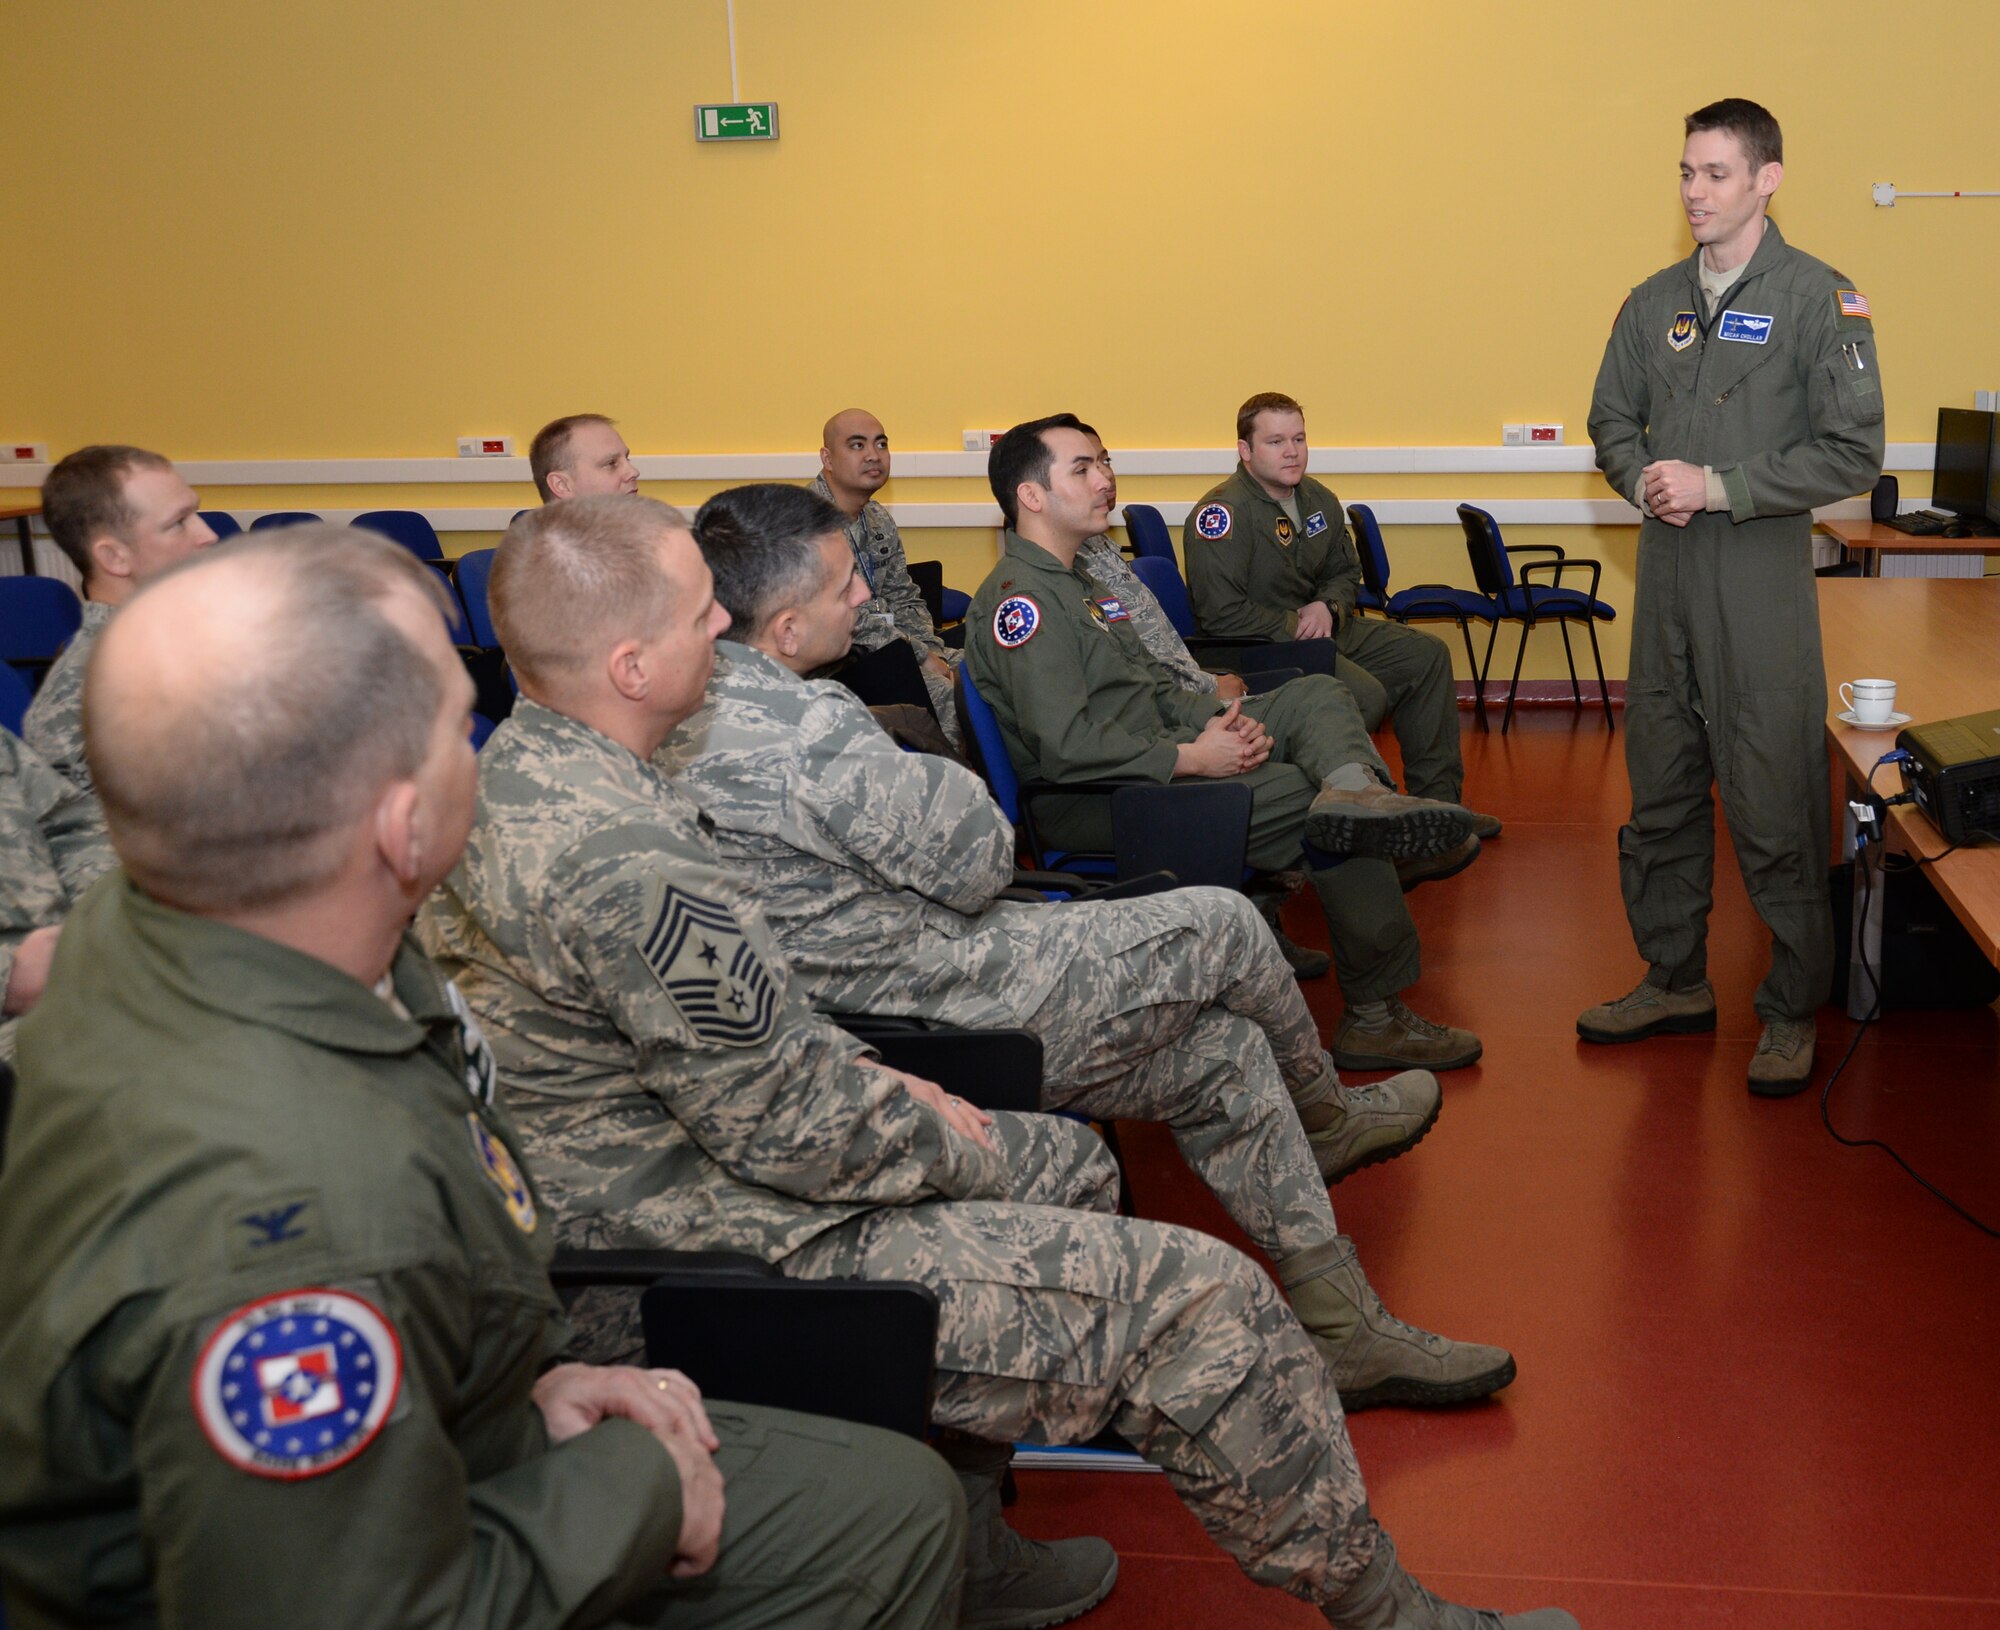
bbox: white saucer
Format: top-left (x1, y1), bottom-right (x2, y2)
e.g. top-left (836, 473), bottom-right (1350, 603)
top-left (1837, 709), bottom-right (1910, 732)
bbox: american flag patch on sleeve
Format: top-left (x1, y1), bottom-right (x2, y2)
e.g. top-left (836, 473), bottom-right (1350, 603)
top-left (1837, 289), bottom-right (1872, 319)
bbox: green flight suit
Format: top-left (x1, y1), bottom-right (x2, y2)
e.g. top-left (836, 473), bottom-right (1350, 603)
top-left (0, 877), bottom-right (963, 1630)
top-left (1588, 219), bottom-right (1884, 1020)
top-left (965, 530), bottom-right (1422, 1002)
top-left (1183, 467), bottom-right (1464, 801)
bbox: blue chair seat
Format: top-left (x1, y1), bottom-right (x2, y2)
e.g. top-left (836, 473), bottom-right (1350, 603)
top-left (1385, 584), bottom-right (1499, 623)
top-left (1495, 584), bottom-right (1617, 621)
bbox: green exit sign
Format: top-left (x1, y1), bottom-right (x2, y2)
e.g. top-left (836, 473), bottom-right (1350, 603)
top-left (695, 103), bottom-right (779, 142)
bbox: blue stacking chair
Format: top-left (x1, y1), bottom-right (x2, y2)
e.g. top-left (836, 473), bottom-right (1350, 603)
top-left (1119, 503), bottom-right (1178, 561)
top-left (955, 666), bottom-right (1250, 887)
top-left (1124, 554), bottom-right (1301, 692)
top-left (0, 661), bottom-right (34, 736)
top-left (352, 509), bottom-right (445, 561)
top-left (1346, 502), bottom-right (1498, 713)
top-left (444, 548), bottom-right (514, 724)
top-left (198, 511), bottom-right (242, 540)
top-left (454, 548), bottom-right (499, 649)
top-left (0, 576), bottom-right (84, 691)
top-left (249, 511), bottom-right (322, 531)
top-left (1456, 503), bottom-right (1617, 734)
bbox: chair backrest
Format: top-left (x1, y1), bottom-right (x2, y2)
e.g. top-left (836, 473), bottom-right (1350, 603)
top-left (0, 577), bottom-right (84, 665)
top-left (1456, 503), bottom-right (1516, 595)
top-left (1127, 552), bottom-right (1199, 639)
top-left (0, 664), bottom-right (34, 735)
top-left (1346, 503), bottom-right (1392, 598)
top-left (906, 558), bottom-right (945, 627)
top-left (1120, 503), bottom-right (1178, 560)
top-left (954, 667), bottom-right (1022, 824)
top-left (454, 548), bottom-right (500, 648)
top-left (248, 511), bottom-right (322, 531)
top-left (353, 510), bottom-right (444, 561)
top-left (198, 511), bottom-right (243, 540)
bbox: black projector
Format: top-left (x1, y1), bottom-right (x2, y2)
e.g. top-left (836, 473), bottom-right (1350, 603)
top-left (1897, 708), bottom-right (2000, 845)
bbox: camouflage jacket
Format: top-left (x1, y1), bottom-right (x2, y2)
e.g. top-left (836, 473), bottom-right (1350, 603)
top-left (23, 599), bottom-right (114, 794)
top-left (1, 728), bottom-right (116, 1060)
top-left (660, 643), bottom-right (1076, 1023)
top-left (807, 472), bottom-right (949, 660)
top-left (420, 699), bottom-right (1008, 1263)
top-left (1075, 534), bottom-right (1217, 695)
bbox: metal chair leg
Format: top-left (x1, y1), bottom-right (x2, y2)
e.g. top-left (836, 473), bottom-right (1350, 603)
top-left (1585, 617), bottom-right (1614, 731)
top-left (1558, 619), bottom-right (1581, 706)
top-left (1503, 618), bottom-right (1532, 734)
top-left (1477, 621), bottom-right (1501, 732)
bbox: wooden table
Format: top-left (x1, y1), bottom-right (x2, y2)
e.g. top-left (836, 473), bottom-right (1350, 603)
top-left (1, 500), bottom-right (39, 576)
top-left (1818, 577), bottom-right (2000, 994)
top-left (1817, 517), bottom-right (1998, 577)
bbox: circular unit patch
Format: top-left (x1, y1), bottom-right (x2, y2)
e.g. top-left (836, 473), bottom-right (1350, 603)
top-left (194, 1287), bottom-right (402, 1480)
top-left (1193, 503), bottom-right (1232, 540)
top-left (993, 595), bottom-right (1041, 649)
top-left (467, 1112), bottom-right (538, 1232)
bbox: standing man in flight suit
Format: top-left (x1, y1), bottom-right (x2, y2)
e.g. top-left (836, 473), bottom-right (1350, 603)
top-left (1581, 98), bottom-right (1884, 1096)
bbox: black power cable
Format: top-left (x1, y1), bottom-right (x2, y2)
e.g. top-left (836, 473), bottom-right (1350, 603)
top-left (1816, 751), bottom-right (2000, 1238)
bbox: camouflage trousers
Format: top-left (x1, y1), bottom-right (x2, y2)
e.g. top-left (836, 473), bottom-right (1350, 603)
top-left (831, 885), bottom-right (1345, 1262)
top-left (783, 1111), bottom-right (1379, 1607)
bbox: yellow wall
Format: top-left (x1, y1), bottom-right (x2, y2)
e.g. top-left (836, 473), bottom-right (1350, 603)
top-left (9, 2), bottom-right (1999, 674)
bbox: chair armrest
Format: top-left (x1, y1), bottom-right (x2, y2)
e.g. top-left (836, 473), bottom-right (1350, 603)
top-left (831, 1019), bottom-right (1044, 1113)
top-left (1506, 543), bottom-right (1568, 562)
top-left (1519, 556), bottom-right (1604, 602)
top-left (548, 1245), bottom-right (781, 1292)
top-left (1242, 667), bottom-right (1303, 694)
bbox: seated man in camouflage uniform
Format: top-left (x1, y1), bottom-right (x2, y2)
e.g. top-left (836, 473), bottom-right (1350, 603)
top-left (808, 408), bottom-right (963, 741)
top-left (23, 444), bottom-right (220, 794)
top-left (0, 527), bottom-right (966, 1630)
top-left (421, 495), bottom-right (1578, 1630)
top-left (0, 728), bottom-right (116, 1062)
top-left (662, 480), bottom-right (1514, 1413)
top-left (967, 416), bottom-right (1486, 1074)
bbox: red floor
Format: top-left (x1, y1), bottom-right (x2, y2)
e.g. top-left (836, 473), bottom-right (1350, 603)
top-left (1006, 708), bottom-right (2000, 1628)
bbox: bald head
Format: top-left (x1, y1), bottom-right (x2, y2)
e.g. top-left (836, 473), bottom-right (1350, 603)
top-left (818, 409), bottom-right (890, 506)
top-left (86, 528), bottom-right (459, 913)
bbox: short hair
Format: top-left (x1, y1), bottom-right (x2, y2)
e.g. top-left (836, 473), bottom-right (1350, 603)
top-left (86, 527), bottom-right (455, 913)
top-left (694, 483), bottom-right (848, 641)
top-left (528, 414), bottom-right (616, 502)
top-left (490, 495), bottom-right (689, 690)
top-left (1685, 98), bottom-right (1782, 173)
top-left (42, 445), bottom-right (174, 579)
top-left (987, 414), bottom-right (1091, 529)
top-left (1236, 393), bottom-right (1305, 444)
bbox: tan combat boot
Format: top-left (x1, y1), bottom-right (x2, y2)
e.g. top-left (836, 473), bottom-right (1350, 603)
top-left (1575, 976), bottom-right (1716, 1044)
top-left (1747, 1017), bottom-right (1816, 1097)
top-left (1293, 1068), bottom-right (1442, 1183)
top-left (1333, 999), bottom-right (1482, 1071)
top-left (937, 1435), bottom-right (1118, 1630)
top-left (1393, 834), bottom-right (1482, 892)
top-left (1326, 1523), bottom-right (1579, 1628)
top-left (1281, 1239), bottom-right (1515, 1411)
top-left (1303, 776), bottom-right (1476, 861)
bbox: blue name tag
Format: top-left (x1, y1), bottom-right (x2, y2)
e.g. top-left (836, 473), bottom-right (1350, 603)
top-left (1096, 597), bottom-right (1130, 623)
top-left (1716, 310), bottom-right (1774, 344)
top-left (1304, 511), bottom-right (1329, 537)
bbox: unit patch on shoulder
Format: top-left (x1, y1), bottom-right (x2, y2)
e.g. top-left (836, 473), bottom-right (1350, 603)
top-left (1837, 288), bottom-right (1872, 319)
top-left (194, 1287), bottom-right (402, 1480)
top-left (639, 881), bottom-right (778, 1048)
top-left (1304, 510), bottom-right (1329, 538)
top-left (993, 595), bottom-right (1041, 649)
top-left (1716, 310), bottom-right (1774, 344)
top-left (1095, 596), bottom-right (1130, 623)
top-left (1667, 311), bottom-right (1697, 352)
top-left (466, 1113), bottom-right (537, 1232)
top-left (1193, 503), bottom-right (1232, 540)
top-left (1275, 517), bottom-right (1295, 545)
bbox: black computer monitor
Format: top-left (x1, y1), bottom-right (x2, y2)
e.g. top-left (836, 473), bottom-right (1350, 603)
top-left (1932, 406), bottom-right (1992, 518)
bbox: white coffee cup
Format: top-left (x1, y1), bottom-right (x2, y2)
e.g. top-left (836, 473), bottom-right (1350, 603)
top-left (1840, 678), bottom-right (1897, 725)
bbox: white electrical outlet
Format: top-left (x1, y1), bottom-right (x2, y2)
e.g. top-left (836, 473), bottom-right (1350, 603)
top-left (1, 442), bottom-right (48, 464)
top-left (1527, 423), bottom-right (1565, 445)
top-left (1502, 425), bottom-right (1527, 447)
top-left (1976, 390), bottom-right (1998, 413)
top-left (457, 436), bottom-right (515, 457)
top-left (962, 430), bottom-right (991, 452)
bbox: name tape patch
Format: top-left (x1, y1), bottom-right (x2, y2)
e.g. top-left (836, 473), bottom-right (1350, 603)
top-left (1716, 309), bottom-right (1774, 344)
top-left (1095, 596), bottom-right (1130, 623)
top-left (1304, 510), bottom-right (1329, 538)
top-left (1193, 503), bottom-right (1232, 540)
top-left (194, 1288), bottom-right (402, 1480)
top-left (993, 595), bottom-right (1041, 648)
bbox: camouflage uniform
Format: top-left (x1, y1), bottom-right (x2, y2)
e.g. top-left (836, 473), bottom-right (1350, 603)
top-left (422, 700), bottom-right (1385, 1608)
top-left (0, 728), bottom-right (115, 1061)
top-left (22, 599), bottom-right (113, 795)
top-left (662, 643), bottom-right (1347, 1265)
top-left (807, 473), bottom-right (959, 734)
top-left (1074, 535), bottom-right (1216, 694)
top-left (965, 531), bottom-right (1423, 1004)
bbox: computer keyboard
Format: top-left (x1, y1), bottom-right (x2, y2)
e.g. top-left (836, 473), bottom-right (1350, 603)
top-left (1883, 509), bottom-right (1956, 536)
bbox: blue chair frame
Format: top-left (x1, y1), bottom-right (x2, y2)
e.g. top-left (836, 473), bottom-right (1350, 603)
top-left (1119, 503), bottom-right (1179, 561)
top-left (248, 511), bottom-right (322, 531)
top-left (0, 577), bottom-right (84, 691)
top-left (1456, 503), bottom-right (1616, 734)
top-left (198, 511), bottom-right (243, 540)
top-left (353, 509), bottom-right (445, 562)
top-left (1346, 502), bottom-right (1498, 714)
